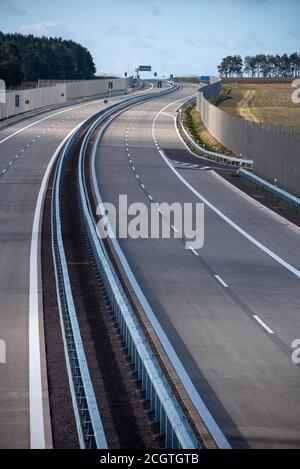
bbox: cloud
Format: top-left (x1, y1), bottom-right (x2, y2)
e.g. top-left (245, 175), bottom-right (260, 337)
top-left (118, 0), bottom-right (270, 3)
top-left (0, 0), bottom-right (25, 15)
top-left (231, 0), bottom-right (269, 3)
top-left (286, 28), bottom-right (300, 40)
top-left (150, 5), bottom-right (162, 15)
top-left (18, 21), bottom-right (74, 39)
top-left (184, 31), bottom-right (264, 53)
top-left (103, 25), bottom-right (160, 47)
top-left (102, 27), bottom-right (155, 49)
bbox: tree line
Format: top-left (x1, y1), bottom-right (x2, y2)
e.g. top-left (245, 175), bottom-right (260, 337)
top-left (0, 32), bottom-right (96, 87)
top-left (218, 53), bottom-right (300, 78)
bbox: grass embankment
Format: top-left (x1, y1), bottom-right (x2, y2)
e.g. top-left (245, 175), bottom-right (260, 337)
top-left (175, 76), bottom-right (201, 84)
top-left (183, 104), bottom-right (234, 155)
top-left (217, 80), bottom-right (300, 132)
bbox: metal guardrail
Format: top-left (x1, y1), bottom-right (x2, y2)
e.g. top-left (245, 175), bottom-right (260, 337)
top-left (0, 86), bottom-right (142, 131)
top-left (178, 99), bottom-right (300, 209)
top-left (239, 168), bottom-right (300, 209)
top-left (51, 82), bottom-right (202, 449)
top-left (51, 124), bottom-right (108, 449)
top-left (89, 125), bottom-right (230, 450)
top-left (177, 99), bottom-right (253, 167)
top-left (76, 87), bottom-right (207, 449)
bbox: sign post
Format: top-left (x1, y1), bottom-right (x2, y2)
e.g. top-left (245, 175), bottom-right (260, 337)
top-left (108, 81), bottom-right (113, 99)
top-left (104, 99), bottom-right (108, 113)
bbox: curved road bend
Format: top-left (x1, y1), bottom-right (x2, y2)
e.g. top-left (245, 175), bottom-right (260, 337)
top-left (94, 83), bottom-right (300, 448)
top-left (0, 82), bottom-right (158, 449)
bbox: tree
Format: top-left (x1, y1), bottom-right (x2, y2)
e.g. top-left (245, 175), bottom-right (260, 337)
top-left (0, 31), bottom-right (97, 87)
top-left (244, 56), bottom-right (257, 77)
top-left (218, 52), bottom-right (300, 78)
top-left (0, 41), bottom-right (23, 86)
top-left (218, 55), bottom-right (243, 77)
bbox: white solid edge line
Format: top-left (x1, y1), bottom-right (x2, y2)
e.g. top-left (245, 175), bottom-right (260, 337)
top-left (0, 102), bottom-right (94, 145)
top-left (29, 122), bottom-right (83, 448)
top-left (214, 274), bottom-right (229, 288)
top-left (152, 97), bottom-right (300, 279)
top-left (158, 149), bottom-right (300, 279)
top-left (0, 86), bottom-right (150, 146)
top-left (91, 99), bottom-right (231, 450)
top-left (253, 315), bottom-right (274, 334)
top-left (161, 144), bottom-right (300, 278)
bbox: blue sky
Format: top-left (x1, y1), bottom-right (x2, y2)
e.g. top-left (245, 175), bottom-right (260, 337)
top-left (0, 0), bottom-right (300, 77)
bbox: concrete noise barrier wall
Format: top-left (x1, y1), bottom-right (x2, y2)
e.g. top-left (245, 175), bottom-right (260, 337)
top-left (197, 79), bottom-right (300, 198)
top-left (0, 77), bottom-right (133, 120)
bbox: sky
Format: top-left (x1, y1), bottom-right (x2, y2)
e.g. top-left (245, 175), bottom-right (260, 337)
top-left (0, 0), bottom-right (300, 77)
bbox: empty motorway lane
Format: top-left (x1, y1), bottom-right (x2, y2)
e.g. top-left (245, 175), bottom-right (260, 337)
top-left (94, 83), bottom-right (300, 448)
top-left (0, 84), bottom-right (157, 449)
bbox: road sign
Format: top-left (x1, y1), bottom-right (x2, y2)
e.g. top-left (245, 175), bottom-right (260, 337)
top-left (200, 76), bottom-right (210, 82)
top-left (139, 65), bottom-right (152, 72)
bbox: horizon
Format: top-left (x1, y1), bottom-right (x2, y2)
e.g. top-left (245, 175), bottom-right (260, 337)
top-left (0, 0), bottom-right (300, 77)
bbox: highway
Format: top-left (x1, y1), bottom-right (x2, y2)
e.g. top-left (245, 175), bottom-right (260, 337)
top-left (94, 83), bottom-right (300, 448)
top-left (0, 83), bottom-right (156, 449)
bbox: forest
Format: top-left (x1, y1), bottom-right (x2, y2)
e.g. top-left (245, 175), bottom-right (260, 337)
top-left (0, 32), bottom-right (96, 87)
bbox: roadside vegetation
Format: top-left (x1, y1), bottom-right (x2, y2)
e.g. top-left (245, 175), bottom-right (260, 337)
top-left (175, 76), bottom-right (201, 84)
top-left (183, 104), bottom-right (234, 155)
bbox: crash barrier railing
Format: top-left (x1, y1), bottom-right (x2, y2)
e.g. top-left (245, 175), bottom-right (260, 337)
top-left (77, 86), bottom-right (208, 449)
top-left (51, 123), bottom-right (108, 449)
top-left (239, 168), bottom-right (300, 209)
top-left (177, 99), bottom-right (253, 168)
top-left (52, 82), bottom-right (206, 449)
top-left (0, 84), bottom-right (145, 131)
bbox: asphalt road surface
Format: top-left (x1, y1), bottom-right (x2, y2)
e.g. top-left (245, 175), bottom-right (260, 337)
top-left (94, 83), bottom-right (300, 448)
top-left (0, 83), bottom-right (156, 449)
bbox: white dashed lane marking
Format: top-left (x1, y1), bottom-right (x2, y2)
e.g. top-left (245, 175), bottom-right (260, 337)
top-left (214, 275), bottom-right (229, 288)
top-left (188, 247), bottom-right (199, 257)
top-left (253, 315), bottom-right (274, 334)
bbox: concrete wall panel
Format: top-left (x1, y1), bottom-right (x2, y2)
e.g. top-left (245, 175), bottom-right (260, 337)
top-left (197, 81), bottom-right (300, 197)
top-left (0, 77), bottom-right (133, 120)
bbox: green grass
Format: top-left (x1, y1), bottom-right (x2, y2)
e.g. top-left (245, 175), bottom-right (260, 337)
top-left (219, 82), bottom-right (300, 131)
top-left (176, 76), bottom-right (201, 84)
top-left (184, 105), bottom-right (215, 152)
top-left (183, 104), bottom-right (235, 155)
